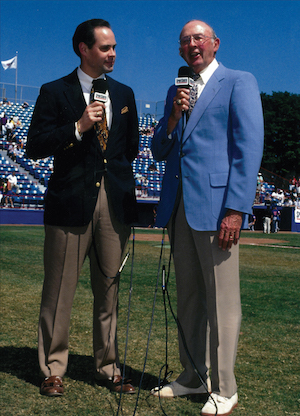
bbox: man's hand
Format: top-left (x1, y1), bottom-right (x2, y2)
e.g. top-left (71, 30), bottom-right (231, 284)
top-left (218, 209), bottom-right (243, 251)
top-left (167, 88), bottom-right (190, 134)
top-left (77, 101), bottom-right (106, 134)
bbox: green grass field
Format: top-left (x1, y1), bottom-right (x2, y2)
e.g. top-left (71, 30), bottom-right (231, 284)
top-left (1, 226), bottom-right (299, 416)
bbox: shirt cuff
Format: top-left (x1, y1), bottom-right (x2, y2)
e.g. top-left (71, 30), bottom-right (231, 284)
top-left (75, 122), bottom-right (83, 141)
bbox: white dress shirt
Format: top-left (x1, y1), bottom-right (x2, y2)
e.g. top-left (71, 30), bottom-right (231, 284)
top-left (75, 66), bottom-right (113, 140)
top-left (196, 58), bottom-right (219, 98)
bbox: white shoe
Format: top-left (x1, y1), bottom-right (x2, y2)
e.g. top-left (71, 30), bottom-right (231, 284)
top-left (201, 393), bottom-right (238, 415)
top-left (151, 380), bottom-right (210, 398)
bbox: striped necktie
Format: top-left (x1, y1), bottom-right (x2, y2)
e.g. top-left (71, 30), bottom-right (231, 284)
top-left (91, 80), bottom-right (109, 152)
top-left (188, 73), bottom-right (201, 119)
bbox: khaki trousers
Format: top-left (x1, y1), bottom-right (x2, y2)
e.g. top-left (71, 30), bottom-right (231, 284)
top-left (38, 179), bottom-right (130, 379)
top-left (168, 196), bottom-right (241, 398)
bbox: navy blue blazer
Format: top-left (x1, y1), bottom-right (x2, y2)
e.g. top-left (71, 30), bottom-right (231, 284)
top-left (26, 69), bottom-right (139, 226)
top-left (152, 63), bottom-right (264, 231)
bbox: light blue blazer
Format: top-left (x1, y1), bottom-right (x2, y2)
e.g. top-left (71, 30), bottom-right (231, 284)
top-left (151, 63), bottom-right (264, 231)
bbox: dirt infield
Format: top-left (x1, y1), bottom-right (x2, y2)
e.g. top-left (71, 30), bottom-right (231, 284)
top-left (133, 232), bottom-right (286, 246)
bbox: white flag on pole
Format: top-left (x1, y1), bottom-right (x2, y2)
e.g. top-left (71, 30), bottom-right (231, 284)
top-left (1, 56), bottom-right (17, 70)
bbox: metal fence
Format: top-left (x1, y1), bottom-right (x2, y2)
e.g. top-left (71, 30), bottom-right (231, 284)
top-left (1, 82), bottom-right (40, 106)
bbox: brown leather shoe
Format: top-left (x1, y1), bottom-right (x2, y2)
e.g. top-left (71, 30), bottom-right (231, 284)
top-left (40, 376), bottom-right (64, 396)
top-left (96, 375), bottom-right (135, 394)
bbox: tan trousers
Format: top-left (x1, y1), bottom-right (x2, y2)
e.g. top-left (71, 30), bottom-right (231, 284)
top-left (168, 196), bottom-right (241, 398)
top-left (38, 179), bottom-right (130, 379)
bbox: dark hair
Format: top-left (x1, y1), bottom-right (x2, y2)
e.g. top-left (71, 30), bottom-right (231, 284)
top-left (72, 19), bottom-right (111, 57)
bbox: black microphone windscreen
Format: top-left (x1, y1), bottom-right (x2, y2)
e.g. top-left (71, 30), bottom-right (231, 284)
top-left (93, 78), bottom-right (108, 93)
top-left (178, 66), bottom-right (193, 77)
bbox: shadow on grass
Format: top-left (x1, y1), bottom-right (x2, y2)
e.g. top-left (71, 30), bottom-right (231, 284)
top-left (0, 346), bottom-right (159, 391)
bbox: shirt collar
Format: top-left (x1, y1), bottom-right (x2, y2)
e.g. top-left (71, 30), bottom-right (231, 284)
top-left (77, 67), bottom-right (106, 93)
top-left (197, 58), bottom-right (219, 85)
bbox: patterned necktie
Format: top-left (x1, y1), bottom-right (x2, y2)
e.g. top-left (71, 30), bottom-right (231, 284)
top-left (188, 74), bottom-right (201, 119)
top-left (91, 80), bottom-right (109, 152)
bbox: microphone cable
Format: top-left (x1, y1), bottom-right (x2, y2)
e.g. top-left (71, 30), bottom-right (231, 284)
top-left (116, 228), bottom-right (135, 416)
top-left (132, 228), bottom-right (167, 416)
top-left (85, 94), bottom-right (140, 415)
top-left (161, 264), bottom-right (173, 384)
top-left (155, 223), bottom-right (218, 416)
top-left (91, 206), bottom-right (136, 415)
top-left (156, 263), bottom-right (173, 416)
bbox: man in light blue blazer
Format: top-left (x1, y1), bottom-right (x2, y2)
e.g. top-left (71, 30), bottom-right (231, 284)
top-left (150, 20), bottom-right (264, 416)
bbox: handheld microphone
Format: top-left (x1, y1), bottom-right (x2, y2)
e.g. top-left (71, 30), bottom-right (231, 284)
top-left (175, 66), bottom-right (194, 88)
top-left (175, 67), bottom-right (193, 123)
top-left (92, 78), bottom-right (108, 103)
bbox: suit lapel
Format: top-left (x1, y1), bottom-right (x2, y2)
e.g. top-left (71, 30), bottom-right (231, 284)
top-left (63, 70), bottom-right (86, 120)
top-left (182, 64), bottom-right (224, 143)
top-left (106, 77), bottom-right (120, 138)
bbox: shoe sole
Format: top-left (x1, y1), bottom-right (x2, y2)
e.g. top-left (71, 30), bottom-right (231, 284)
top-left (40, 391), bottom-right (63, 397)
top-left (151, 389), bottom-right (210, 398)
top-left (94, 379), bottom-right (136, 394)
top-left (152, 392), bottom-right (209, 398)
top-left (201, 402), bottom-right (238, 416)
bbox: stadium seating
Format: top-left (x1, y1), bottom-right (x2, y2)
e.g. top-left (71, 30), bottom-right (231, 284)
top-left (0, 156), bottom-right (44, 208)
top-left (0, 103), bottom-right (165, 208)
top-left (0, 102), bottom-right (291, 210)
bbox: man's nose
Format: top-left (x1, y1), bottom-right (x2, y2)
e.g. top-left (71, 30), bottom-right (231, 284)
top-left (189, 36), bottom-right (197, 46)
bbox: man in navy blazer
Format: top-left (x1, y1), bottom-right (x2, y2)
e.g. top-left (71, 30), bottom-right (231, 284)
top-left (150, 20), bottom-right (264, 415)
top-left (26, 19), bottom-right (138, 396)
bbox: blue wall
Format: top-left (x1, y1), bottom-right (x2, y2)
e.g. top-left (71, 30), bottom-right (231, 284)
top-left (0, 208), bottom-right (44, 225)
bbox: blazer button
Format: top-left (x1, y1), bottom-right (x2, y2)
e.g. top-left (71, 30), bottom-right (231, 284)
top-left (175, 175), bottom-right (179, 179)
top-left (103, 158), bottom-right (107, 164)
top-left (95, 182), bottom-right (101, 188)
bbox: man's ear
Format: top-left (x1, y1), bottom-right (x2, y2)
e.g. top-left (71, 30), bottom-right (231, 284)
top-left (79, 42), bottom-right (88, 56)
top-left (179, 48), bottom-right (183, 57)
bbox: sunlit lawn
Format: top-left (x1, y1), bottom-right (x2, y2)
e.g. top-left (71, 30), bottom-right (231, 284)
top-left (1, 226), bottom-right (299, 415)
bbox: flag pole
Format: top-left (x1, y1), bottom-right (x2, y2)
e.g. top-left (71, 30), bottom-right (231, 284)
top-left (15, 51), bottom-right (18, 103)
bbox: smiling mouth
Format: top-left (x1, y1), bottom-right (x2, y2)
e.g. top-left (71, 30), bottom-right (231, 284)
top-left (190, 51), bottom-right (201, 60)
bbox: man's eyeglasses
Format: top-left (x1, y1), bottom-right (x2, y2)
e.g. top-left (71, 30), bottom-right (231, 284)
top-left (179, 33), bottom-right (216, 46)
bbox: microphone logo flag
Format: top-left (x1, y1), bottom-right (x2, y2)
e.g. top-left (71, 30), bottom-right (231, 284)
top-left (175, 77), bottom-right (194, 87)
top-left (93, 92), bottom-right (107, 102)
